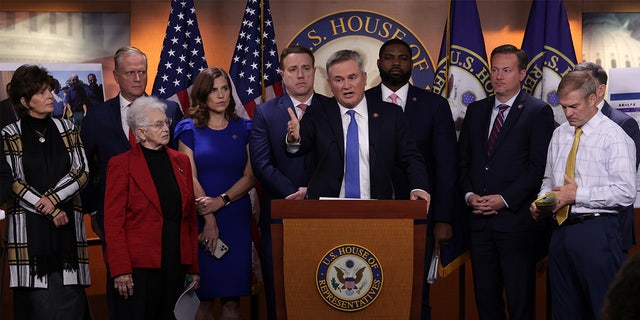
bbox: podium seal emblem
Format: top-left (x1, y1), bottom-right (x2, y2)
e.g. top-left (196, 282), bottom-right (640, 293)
top-left (316, 244), bottom-right (383, 311)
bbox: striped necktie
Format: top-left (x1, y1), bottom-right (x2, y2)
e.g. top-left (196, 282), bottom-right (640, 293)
top-left (486, 104), bottom-right (509, 156)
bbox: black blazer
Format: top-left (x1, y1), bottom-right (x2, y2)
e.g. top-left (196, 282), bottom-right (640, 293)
top-left (458, 91), bottom-right (555, 232)
top-left (292, 97), bottom-right (428, 200)
top-left (366, 84), bottom-right (457, 224)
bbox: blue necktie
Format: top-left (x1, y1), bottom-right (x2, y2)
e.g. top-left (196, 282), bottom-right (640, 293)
top-left (345, 110), bottom-right (360, 198)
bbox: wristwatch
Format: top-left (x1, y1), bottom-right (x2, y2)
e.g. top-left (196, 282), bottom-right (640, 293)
top-left (220, 193), bottom-right (231, 207)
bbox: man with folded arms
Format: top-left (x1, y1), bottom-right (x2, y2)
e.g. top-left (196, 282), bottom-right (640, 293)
top-left (531, 71), bottom-right (636, 320)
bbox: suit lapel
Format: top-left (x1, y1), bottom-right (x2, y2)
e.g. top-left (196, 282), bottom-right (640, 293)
top-left (405, 86), bottom-right (419, 113)
top-left (368, 100), bottom-right (382, 170)
top-left (129, 144), bottom-right (163, 214)
top-left (491, 92), bottom-right (526, 155)
top-left (277, 95), bottom-right (294, 121)
top-left (167, 149), bottom-right (189, 214)
top-left (107, 98), bottom-right (132, 149)
top-left (327, 100), bottom-right (346, 158)
top-left (480, 96), bottom-right (495, 146)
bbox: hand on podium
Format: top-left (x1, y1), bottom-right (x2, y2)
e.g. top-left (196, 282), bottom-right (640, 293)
top-left (410, 189), bottom-right (431, 213)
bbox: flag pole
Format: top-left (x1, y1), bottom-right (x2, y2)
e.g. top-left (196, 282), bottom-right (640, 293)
top-left (260, 0), bottom-right (266, 101)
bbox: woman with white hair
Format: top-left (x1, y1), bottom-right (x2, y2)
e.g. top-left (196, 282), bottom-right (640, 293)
top-left (104, 96), bottom-right (200, 319)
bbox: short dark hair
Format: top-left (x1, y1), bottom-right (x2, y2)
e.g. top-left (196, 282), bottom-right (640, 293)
top-left (188, 66), bottom-right (238, 127)
top-left (491, 44), bottom-right (528, 71)
top-left (279, 45), bottom-right (315, 68)
top-left (378, 38), bottom-right (411, 59)
top-left (574, 62), bottom-right (608, 85)
top-left (557, 70), bottom-right (598, 100)
top-left (9, 64), bottom-right (52, 118)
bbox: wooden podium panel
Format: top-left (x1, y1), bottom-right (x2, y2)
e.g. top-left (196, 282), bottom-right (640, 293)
top-left (283, 219), bottom-right (413, 319)
top-left (272, 200), bottom-right (427, 319)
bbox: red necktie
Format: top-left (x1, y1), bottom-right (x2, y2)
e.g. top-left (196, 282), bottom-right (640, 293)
top-left (129, 128), bottom-right (137, 148)
top-left (486, 104), bottom-right (509, 156)
top-left (297, 104), bottom-right (307, 119)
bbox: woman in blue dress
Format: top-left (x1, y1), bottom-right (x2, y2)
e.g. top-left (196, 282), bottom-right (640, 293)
top-left (175, 67), bottom-right (255, 320)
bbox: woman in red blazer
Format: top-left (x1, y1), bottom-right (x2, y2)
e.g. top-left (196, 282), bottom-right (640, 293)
top-left (104, 96), bottom-right (199, 319)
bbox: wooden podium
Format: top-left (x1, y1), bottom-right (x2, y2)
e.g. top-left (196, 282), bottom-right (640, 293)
top-left (271, 200), bottom-right (428, 319)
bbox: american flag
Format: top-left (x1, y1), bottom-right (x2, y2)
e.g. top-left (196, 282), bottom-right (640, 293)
top-left (152, 0), bottom-right (208, 115)
top-left (229, 0), bottom-right (283, 119)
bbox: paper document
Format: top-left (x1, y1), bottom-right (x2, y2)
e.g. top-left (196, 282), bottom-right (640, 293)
top-left (427, 251), bottom-right (439, 284)
top-left (174, 281), bottom-right (200, 320)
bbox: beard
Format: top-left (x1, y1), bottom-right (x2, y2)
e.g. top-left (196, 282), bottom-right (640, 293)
top-left (379, 69), bottom-right (411, 88)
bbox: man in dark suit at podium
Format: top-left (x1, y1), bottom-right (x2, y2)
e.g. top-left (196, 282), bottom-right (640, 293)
top-left (286, 49), bottom-right (430, 203)
top-left (573, 62), bottom-right (640, 256)
top-left (249, 45), bottom-right (328, 320)
top-left (458, 44), bottom-right (555, 320)
top-left (365, 39), bottom-right (457, 320)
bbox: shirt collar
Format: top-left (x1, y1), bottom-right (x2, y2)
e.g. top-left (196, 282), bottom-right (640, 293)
top-left (289, 94), bottom-right (313, 107)
top-left (494, 90), bottom-right (520, 109)
top-left (338, 96), bottom-right (368, 118)
top-left (579, 109), bottom-right (606, 136)
top-left (119, 94), bottom-right (133, 109)
top-left (381, 83), bottom-right (409, 103)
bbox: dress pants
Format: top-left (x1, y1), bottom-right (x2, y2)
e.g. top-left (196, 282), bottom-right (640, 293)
top-left (549, 215), bottom-right (623, 320)
top-left (470, 230), bottom-right (536, 320)
top-left (259, 226), bottom-right (277, 320)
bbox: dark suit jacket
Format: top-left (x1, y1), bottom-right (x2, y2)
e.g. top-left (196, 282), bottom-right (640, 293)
top-left (81, 95), bottom-right (183, 232)
top-left (103, 144), bottom-right (198, 277)
top-left (458, 91), bottom-right (555, 232)
top-left (366, 85), bottom-right (457, 224)
top-left (292, 97), bottom-right (428, 200)
top-left (601, 101), bottom-right (640, 250)
top-left (249, 93), bottom-right (329, 229)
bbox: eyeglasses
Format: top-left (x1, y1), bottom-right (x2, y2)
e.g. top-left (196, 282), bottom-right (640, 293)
top-left (121, 70), bottom-right (147, 78)
top-left (146, 119), bottom-right (172, 130)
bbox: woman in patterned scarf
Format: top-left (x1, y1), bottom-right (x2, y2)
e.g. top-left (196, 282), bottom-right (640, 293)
top-left (1, 64), bottom-right (91, 319)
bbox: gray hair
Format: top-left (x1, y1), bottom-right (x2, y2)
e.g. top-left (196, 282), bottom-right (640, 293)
top-left (574, 62), bottom-right (608, 85)
top-left (114, 46), bottom-right (147, 71)
top-left (558, 70), bottom-right (598, 100)
top-left (325, 50), bottom-right (365, 76)
top-left (127, 96), bottom-right (167, 141)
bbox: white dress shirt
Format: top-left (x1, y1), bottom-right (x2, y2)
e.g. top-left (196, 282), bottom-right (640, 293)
top-left (487, 92), bottom-right (518, 139)
top-left (289, 95), bottom-right (313, 119)
top-left (380, 83), bottom-right (409, 110)
top-left (119, 94), bottom-right (134, 137)
top-left (540, 111), bottom-right (636, 214)
top-left (338, 98), bottom-right (371, 199)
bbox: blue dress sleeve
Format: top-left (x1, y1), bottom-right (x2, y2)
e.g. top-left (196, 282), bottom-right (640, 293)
top-left (242, 119), bottom-right (252, 142)
top-left (174, 118), bottom-right (195, 150)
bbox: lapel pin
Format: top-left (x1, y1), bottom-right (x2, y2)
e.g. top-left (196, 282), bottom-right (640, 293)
top-left (517, 104), bottom-right (523, 110)
top-left (179, 168), bottom-right (183, 173)
top-left (412, 97), bottom-right (417, 102)
top-left (373, 113), bottom-right (379, 118)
